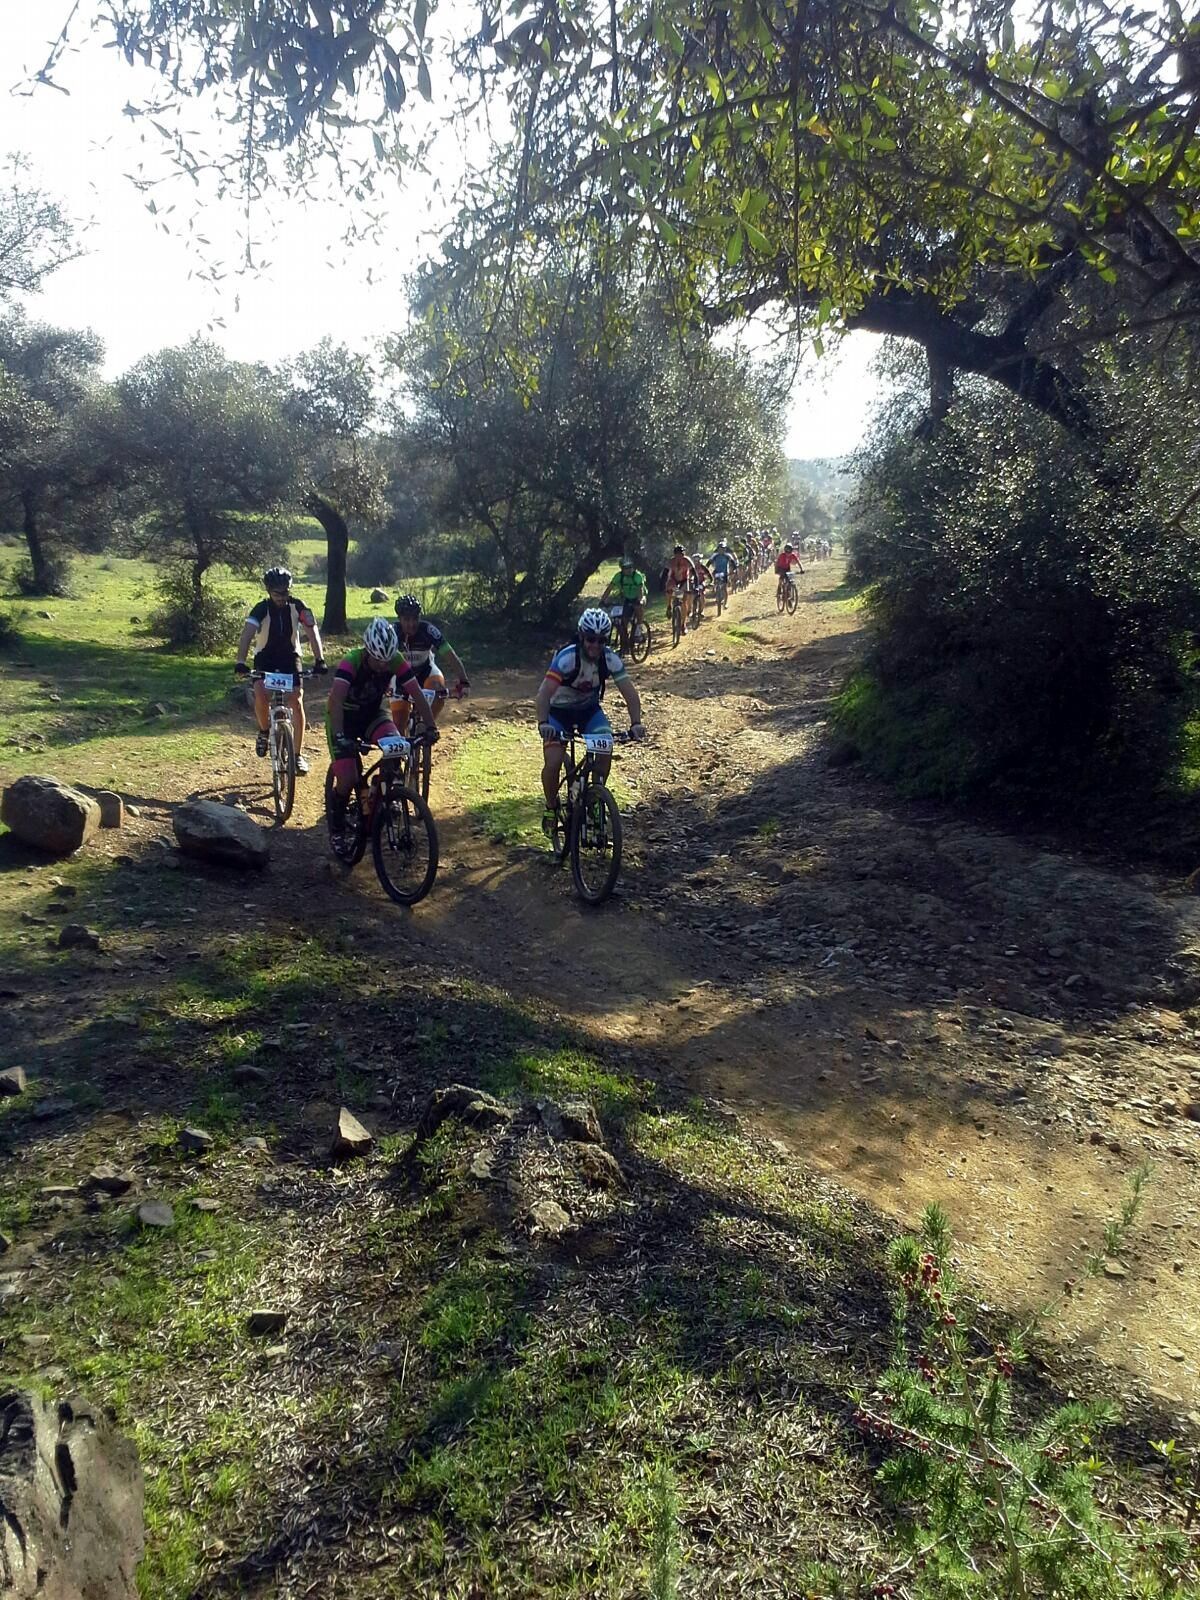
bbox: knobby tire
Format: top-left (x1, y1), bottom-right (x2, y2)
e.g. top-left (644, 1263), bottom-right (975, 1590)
top-left (570, 780), bottom-right (622, 904)
top-left (272, 723), bottom-right (296, 824)
top-left (325, 765), bottom-right (367, 866)
top-left (371, 781), bottom-right (439, 905)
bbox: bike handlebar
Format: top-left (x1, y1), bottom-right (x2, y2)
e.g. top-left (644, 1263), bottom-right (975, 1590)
top-left (247, 669), bottom-right (315, 682)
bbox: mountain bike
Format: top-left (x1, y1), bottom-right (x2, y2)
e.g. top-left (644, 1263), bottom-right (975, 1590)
top-left (714, 573), bottom-right (728, 617)
top-left (546, 726), bottom-right (634, 904)
top-left (324, 731), bottom-right (439, 905)
top-left (250, 669), bottom-right (311, 825)
top-left (610, 603), bottom-right (652, 664)
top-left (691, 582), bottom-right (707, 629)
top-left (670, 589), bottom-right (688, 648)
top-left (776, 570), bottom-right (801, 615)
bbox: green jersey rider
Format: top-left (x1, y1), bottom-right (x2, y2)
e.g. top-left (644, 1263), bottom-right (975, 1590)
top-left (600, 557), bottom-right (649, 645)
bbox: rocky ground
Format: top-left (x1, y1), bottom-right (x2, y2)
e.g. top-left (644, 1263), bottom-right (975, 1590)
top-left (2, 561), bottom-right (1200, 1594)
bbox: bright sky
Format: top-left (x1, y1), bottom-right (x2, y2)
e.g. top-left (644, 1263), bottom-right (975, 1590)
top-left (1, 6), bottom-right (885, 460)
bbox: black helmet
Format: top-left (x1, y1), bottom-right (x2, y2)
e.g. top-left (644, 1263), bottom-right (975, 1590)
top-left (673, 543), bottom-right (684, 556)
top-left (395, 593), bottom-right (422, 618)
top-left (263, 566), bottom-right (292, 591)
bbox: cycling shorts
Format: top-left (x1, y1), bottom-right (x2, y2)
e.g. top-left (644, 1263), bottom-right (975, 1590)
top-left (324, 706), bottom-right (396, 760)
top-left (254, 650), bottom-right (302, 686)
top-left (543, 703), bottom-right (612, 742)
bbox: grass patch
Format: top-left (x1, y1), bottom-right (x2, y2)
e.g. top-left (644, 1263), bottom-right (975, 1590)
top-left (481, 1045), bottom-right (643, 1119)
top-left (833, 668), bottom-right (982, 800)
top-left (453, 723), bottom-right (636, 849)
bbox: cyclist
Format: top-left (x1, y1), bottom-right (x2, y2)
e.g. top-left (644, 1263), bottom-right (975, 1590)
top-left (600, 556), bottom-right (649, 648)
top-left (325, 618), bottom-right (438, 836)
top-left (389, 594), bottom-right (471, 732)
top-left (691, 551), bottom-right (714, 624)
top-left (664, 544), bottom-right (697, 635)
top-left (234, 566), bottom-right (327, 776)
top-left (775, 541), bottom-right (804, 605)
top-left (708, 538), bottom-right (738, 604)
top-left (535, 607), bottom-right (644, 836)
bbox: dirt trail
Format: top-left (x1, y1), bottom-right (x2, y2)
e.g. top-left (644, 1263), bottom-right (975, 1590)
top-left (12, 565), bottom-right (1200, 1403)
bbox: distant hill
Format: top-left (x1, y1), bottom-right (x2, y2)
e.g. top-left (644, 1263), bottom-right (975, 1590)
top-left (787, 456), bottom-right (856, 503)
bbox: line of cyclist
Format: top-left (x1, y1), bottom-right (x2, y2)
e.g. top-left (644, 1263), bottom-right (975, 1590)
top-left (231, 536), bottom-right (788, 842)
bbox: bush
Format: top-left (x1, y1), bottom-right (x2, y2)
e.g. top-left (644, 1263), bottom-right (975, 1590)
top-left (841, 380), bottom-right (1200, 810)
top-left (0, 607), bottom-right (18, 650)
top-left (305, 552), bottom-right (328, 582)
top-left (150, 567), bottom-right (244, 653)
top-left (11, 553), bottom-right (73, 598)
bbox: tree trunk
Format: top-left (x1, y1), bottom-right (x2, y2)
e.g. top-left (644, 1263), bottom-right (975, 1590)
top-left (191, 555), bottom-right (209, 607)
top-left (307, 492), bottom-right (349, 634)
top-left (21, 491), bottom-right (54, 595)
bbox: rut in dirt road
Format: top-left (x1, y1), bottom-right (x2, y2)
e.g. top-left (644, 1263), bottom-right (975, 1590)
top-left (394, 564), bottom-right (1200, 1404)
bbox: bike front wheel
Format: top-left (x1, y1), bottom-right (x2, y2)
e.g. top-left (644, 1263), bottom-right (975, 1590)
top-left (628, 622), bottom-right (652, 664)
top-left (272, 723), bottom-right (296, 824)
top-left (671, 603), bottom-right (683, 648)
top-left (371, 781), bottom-right (439, 905)
top-left (786, 580), bottom-right (799, 615)
top-left (570, 781), bottom-right (622, 904)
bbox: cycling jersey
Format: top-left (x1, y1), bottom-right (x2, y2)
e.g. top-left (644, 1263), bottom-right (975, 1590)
top-left (775, 552), bottom-right (802, 574)
top-left (396, 619), bottom-right (447, 683)
top-left (334, 646), bottom-right (419, 718)
top-left (709, 551), bottom-right (737, 578)
top-left (246, 595), bottom-right (314, 670)
top-left (693, 562), bottom-right (713, 585)
top-left (666, 555), bottom-right (694, 588)
top-left (614, 568), bottom-right (648, 601)
top-left (544, 643), bottom-right (627, 711)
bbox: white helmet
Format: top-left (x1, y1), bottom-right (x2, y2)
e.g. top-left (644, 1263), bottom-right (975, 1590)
top-left (363, 617), bottom-right (398, 658)
top-left (577, 607), bottom-right (611, 639)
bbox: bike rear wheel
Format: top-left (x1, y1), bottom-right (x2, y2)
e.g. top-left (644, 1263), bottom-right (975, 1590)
top-left (271, 722), bottom-right (295, 824)
top-left (671, 601), bottom-right (683, 648)
top-left (786, 579), bottom-right (799, 615)
top-left (371, 780), bottom-right (439, 905)
top-left (628, 620), bottom-right (652, 663)
top-left (414, 736), bottom-right (432, 801)
top-left (569, 780), bottom-right (622, 904)
top-left (325, 766), bottom-right (367, 865)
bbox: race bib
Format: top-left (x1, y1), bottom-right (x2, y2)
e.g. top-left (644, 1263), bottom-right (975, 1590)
top-left (377, 735), bottom-right (409, 755)
top-left (584, 732), bottom-right (613, 755)
top-left (263, 672), bottom-right (294, 692)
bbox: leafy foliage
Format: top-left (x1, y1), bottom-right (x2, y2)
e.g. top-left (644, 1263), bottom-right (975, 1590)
top-left (398, 259), bottom-right (786, 622)
top-left (839, 355), bottom-right (1200, 808)
top-left (0, 314), bottom-right (118, 596)
top-left (150, 564), bottom-right (244, 653)
top-left (0, 154), bottom-right (78, 302)
top-left (843, 1202), bottom-right (1196, 1600)
top-left (116, 339), bottom-right (296, 604)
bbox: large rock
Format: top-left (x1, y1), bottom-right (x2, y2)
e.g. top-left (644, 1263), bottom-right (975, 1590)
top-left (94, 791), bottom-right (124, 829)
top-left (0, 1388), bottom-right (144, 1599)
top-left (369, 588), bottom-right (389, 603)
top-left (331, 1108), bottom-right (374, 1160)
top-left (173, 800), bottom-right (269, 870)
top-left (1, 777), bottom-right (100, 856)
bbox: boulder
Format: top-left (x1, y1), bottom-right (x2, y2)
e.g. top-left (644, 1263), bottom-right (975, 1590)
top-left (136, 1202), bottom-right (174, 1230)
top-left (369, 588), bottom-right (389, 603)
top-left (571, 1142), bottom-right (626, 1191)
top-left (0, 1388), bottom-right (144, 1600)
top-left (540, 1097), bottom-right (603, 1145)
top-left (57, 925), bottom-right (101, 952)
top-left (0, 1066), bottom-right (27, 1098)
top-left (1, 776), bottom-right (100, 857)
top-left (331, 1108), bottom-right (374, 1160)
top-left (173, 800), bottom-right (269, 871)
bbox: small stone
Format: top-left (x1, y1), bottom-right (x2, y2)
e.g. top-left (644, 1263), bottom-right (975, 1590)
top-left (31, 1097), bottom-right (73, 1121)
top-left (48, 883), bottom-right (78, 898)
top-left (84, 1164), bottom-right (134, 1197)
top-left (240, 1136), bottom-right (269, 1156)
top-left (331, 1107), bottom-right (373, 1160)
top-left (178, 1126), bottom-right (215, 1154)
top-left (19, 1334), bottom-right (49, 1349)
top-left (528, 1199), bottom-right (571, 1236)
top-left (94, 791), bottom-right (124, 828)
top-left (40, 1185), bottom-right (80, 1200)
top-left (559, 1099), bottom-right (603, 1145)
top-left (469, 1151), bottom-right (495, 1181)
top-left (233, 1064), bottom-right (269, 1087)
top-left (571, 1142), bottom-right (625, 1190)
top-left (0, 1066), bottom-right (28, 1097)
top-left (1162, 1344), bottom-right (1188, 1362)
top-left (0, 1232), bottom-right (11, 1253)
top-left (137, 1201), bottom-right (174, 1229)
top-left (126, 803), bottom-right (141, 818)
top-left (246, 1308), bottom-right (287, 1336)
top-left (369, 588), bottom-right (388, 603)
top-left (190, 1197), bottom-right (221, 1213)
top-left (57, 923), bottom-right (101, 951)
top-left (1102, 1260), bottom-right (1127, 1280)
